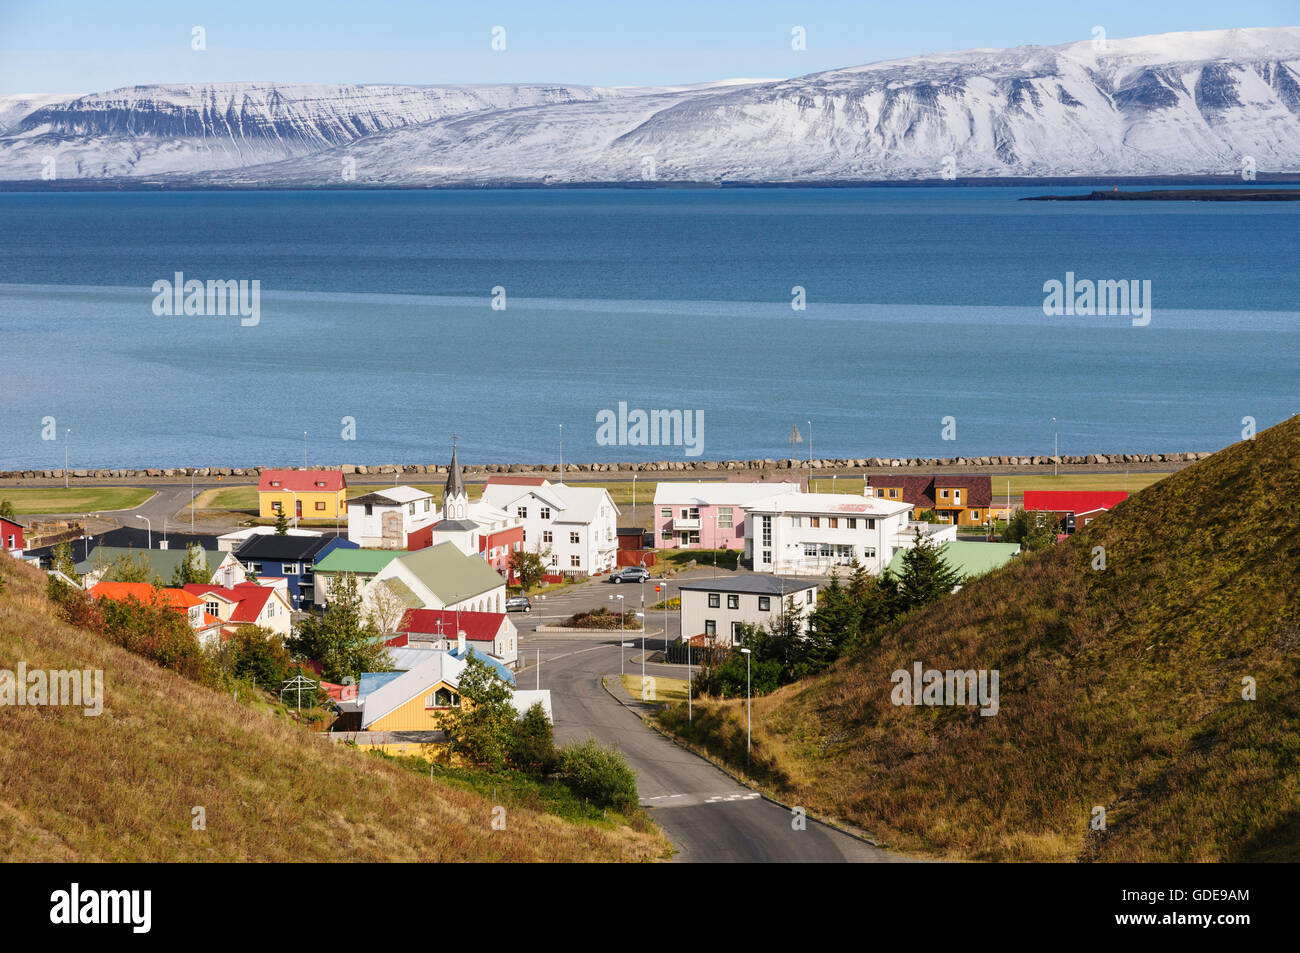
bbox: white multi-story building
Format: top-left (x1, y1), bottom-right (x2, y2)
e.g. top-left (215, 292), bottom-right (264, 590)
top-left (346, 485), bottom-right (439, 549)
top-left (743, 491), bottom-right (919, 575)
top-left (481, 476), bottom-right (620, 576)
top-left (678, 575), bottom-right (818, 645)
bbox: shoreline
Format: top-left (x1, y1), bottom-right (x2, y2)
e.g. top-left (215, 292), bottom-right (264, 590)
top-left (0, 451), bottom-right (1207, 487)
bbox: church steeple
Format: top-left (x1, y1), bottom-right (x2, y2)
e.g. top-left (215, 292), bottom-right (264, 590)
top-left (444, 435), bottom-right (467, 520)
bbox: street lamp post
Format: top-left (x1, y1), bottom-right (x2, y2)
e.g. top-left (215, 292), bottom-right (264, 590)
top-left (64, 429), bottom-right (70, 489)
top-left (741, 647), bottom-right (752, 763)
top-left (631, 473), bottom-right (636, 526)
top-left (807, 419), bottom-right (813, 489)
top-left (136, 515), bottom-right (151, 549)
top-left (1051, 417), bottom-right (1058, 478)
top-left (303, 431), bottom-right (308, 469)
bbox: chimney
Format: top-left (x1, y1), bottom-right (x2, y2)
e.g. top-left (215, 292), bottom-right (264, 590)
top-left (457, 630), bottom-right (466, 656)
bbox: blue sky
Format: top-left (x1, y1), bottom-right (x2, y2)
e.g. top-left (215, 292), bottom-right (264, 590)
top-left (1, 0), bottom-right (1296, 94)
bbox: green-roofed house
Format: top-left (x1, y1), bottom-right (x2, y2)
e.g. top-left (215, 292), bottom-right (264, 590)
top-left (76, 545), bottom-right (247, 589)
top-left (886, 540), bottom-right (1022, 582)
top-left (369, 541), bottom-right (508, 614)
top-left (312, 548), bottom-right (409, 607)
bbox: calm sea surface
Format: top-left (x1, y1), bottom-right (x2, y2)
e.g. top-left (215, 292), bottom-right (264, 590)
top-left (1, 187), bottom-right (1297, 469)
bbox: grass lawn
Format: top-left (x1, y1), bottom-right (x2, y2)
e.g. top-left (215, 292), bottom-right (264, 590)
top-left (620, 673), bottom-right (689, 704)
top-left (0, 486), bottom-right (154, 514)
top-left (659, 548), bottom-right (741, 573)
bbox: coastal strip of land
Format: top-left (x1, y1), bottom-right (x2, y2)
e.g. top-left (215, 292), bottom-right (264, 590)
top-left (1022, 188), bottom-right (1300, 201)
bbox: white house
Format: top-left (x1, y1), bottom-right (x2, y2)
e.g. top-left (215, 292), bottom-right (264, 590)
top-left (423, 448), bottom-right (525, 579)
top-left (347, 485), bottom-right (439, 549)
top-left (743, 491), bottom-right (918, 575)
top-left (678, 574), bottom-right (818, 646)
top-left (369, 541), bottom-right (508, 614)
top-left (481, 477), bottom-right (619, 576)
top-left (217, 526), bottom-right (321, 553)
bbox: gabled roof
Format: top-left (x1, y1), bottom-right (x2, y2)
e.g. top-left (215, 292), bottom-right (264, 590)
top-left (393, 542), bottom-right (505, 605)
top-left (347, 485), bottom-right (433, 508)
top-left (77, 545), bottom-right (229, 579)
top-left (1022, 490), bottom-right (1129, 513)
top-left (90, 582), bottom-right (203, 609)
top-left (258, 469), bottom-right (346, 493)
top-left (481, 481), bottom-right (566, 512)
top-left (234, 534), bottom-right (346, 561)
top-left (548, 484), bottom-right (619, 523)
top-left (361, 651), bottom-right (467, 729)
top-left (399, 608), bottom-right (505, 641)
top-left (869, 475), bottom-right (993, 508)
top-left (677, 574), bottom-right (814, 596)
top-left (485, 475), bottom-right (548, 487)
top-left (654, 481), bottom-right (801, 506)
top-left (745, 492), bottom-right (912, 518)
top-left (182, 582), bottom-right (278, 623)
top-left (312, 548), bottom-right (407, 574)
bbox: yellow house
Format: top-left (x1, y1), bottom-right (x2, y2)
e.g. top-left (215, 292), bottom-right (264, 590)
top-left (258, 469), bottom-right (347, 521)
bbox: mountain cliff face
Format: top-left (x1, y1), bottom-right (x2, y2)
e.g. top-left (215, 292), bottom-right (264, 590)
top-left (3, 27), bottom-right (1299, 184)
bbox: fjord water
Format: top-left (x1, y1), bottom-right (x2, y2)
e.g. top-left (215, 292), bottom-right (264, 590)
top-left (0, 187), bottom-right (1296, 469)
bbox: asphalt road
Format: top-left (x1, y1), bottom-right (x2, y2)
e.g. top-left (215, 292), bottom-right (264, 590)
top-left (515, 577), bottom-right (904, 862)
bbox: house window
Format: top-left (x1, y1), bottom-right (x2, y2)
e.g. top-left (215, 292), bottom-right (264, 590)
top-left (543, 530), bottom-right (553, 544)
top-left (364, 503), bottom-right (373, 516)
top-left (760, 516), bottom-right (772, 548)
top-left (522, 530), bottom-right (527, 542)
top-left (758, 596), bottom-right (771, 611)
top-left (517, 506), bottom-right (527, 518)
top-left (282, 562), bottom-right (300, 575)
top-left (271, 501), bottom-right (282, 511)
top-left (971, 510), bottom-right (980, 521)
top-left (708, 593), bottom-right (720, 608)
top-left (716, 507), bottom-right (734, 529)
top-left (270, 480), bottom-right (281, 487)
top-left (315, 481), bottom-right (326, 488)
top-left (409, 502), bottom-right (416, 515)
top-left (806, 590), bottom-right (814, 605)
top-left (315, 501), bottom-right (326, 511)
top-left (540, 507), bottom-right (551, 519)
top-left (828, 517), bottom-right (838, 529)
top-left (863, 547), bottom-right (876, 559)
top-left (426, 688), bottom-right (460, 708)
top-left (660, 508), bottom-right (671, 518)
top-left (889, 489), bottom-right (899, 498)
top-left (570, 555), bottom-right (580, 568)
top-left (423, 500), bottom-right (431, 512)
top-left (726, 594), bottom-right (739, 609)
top-left (804, 543), bottom-right (818, 557)
top-left (731, 621), bottom-right (743, 641)
top-left (550, 554), bottom-right (558, 566)
top-left (570, 531), bottom-right (580, 544)
top-left (246, 561), bottom-right (261, 574)
top-left (939, 489), bottom-right (949, 499)
top-left (205, 601), bottom-right (220, 616)
top-left (762, 550), bottom-right (771, 564)
top-left (868, 518), bottom-right (876, 529)
top-left (792, 516), bottom-right (802, 528)
top-left (810, 516), bottom-right (820, 528)
top-left (704, 620), bottom-right (716, 636)
top-left (847, 518), bottom-right (856, 529)
top-left (876, 489), bottom-right (885, 497)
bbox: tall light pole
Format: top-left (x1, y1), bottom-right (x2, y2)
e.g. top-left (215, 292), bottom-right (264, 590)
top-left (64, 428), bottom-right (70, 489)
top-left (558, 423), bottom-right (564, 484)
top-left (136, 515), bottom-right (151, 549)
top-left (1051, 417), bottom-right (1058, 478)
top-left (807, 419), bottom-right (813, 490)
top-left (631, 473), bottom-right (637, 526)
top-left (191, 468), bottom-right (196, 534)
top-left (303, 431), bottom-right (308, 469)
top-left (741, 646), bottom-right (752, 763)
top-left (290, 490), bottom-right (299, 529)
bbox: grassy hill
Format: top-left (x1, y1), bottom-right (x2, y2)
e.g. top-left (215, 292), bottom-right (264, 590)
top-left (0, 559), bottom-right (666, 862)
top-left (661, 417), bottom-right (1300, 862)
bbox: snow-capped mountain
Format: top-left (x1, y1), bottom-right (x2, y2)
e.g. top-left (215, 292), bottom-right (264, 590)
top-left (4, 27), bottom-right (1300, 184)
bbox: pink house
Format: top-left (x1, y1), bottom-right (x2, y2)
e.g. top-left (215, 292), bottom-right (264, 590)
top-left (653, 481), bottom-right (801, 550)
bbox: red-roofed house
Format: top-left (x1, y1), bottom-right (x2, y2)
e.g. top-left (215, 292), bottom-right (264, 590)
top-left (1023, 490), bottom-right (1129, 533)
top-left (258, 469), bottom-right (347, 521)
top-left (90, 582), bottom-right (225, 646)
top-left (484, 475), bottom-right (548, 487)
top-left (1, 515), bottom-right (25, 555)
top-left (395, 608), bottom-right (518, 665)
top-left (183, 581), bottom-right (293, 638)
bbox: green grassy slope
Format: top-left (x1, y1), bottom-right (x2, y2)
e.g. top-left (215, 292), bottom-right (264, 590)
top-left (664, 417), bottom-right (1300, 861)
top-left (0, 560), bottom-right (665, 862)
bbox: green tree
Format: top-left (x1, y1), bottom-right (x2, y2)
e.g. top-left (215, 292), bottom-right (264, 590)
top-left (50, 540), bottom-right (77, 578)
top-left (286, 572), bottom-right (390, 683)
top-left (557, 738), bottom-right (638, 810)
top-left (509, 546), bottom-right (548, 592)
top-left (273, 508), bottom-right (290, 535)
top-left (509, 701), bottom-right (557, 776)
top-left (100, 549), bottom-right (158, 585)
top-left (226, 624), bottom-right (292, 688)
top-left (894, 530), bottom-right (964, 612)
top-left (444, 654), bottom-right (517, 771)
top-left (169, 542), bottom-right (210, 586)
top-left (1003, 508), bottom-right (1060, 552)
top-left (0, 500), bottom-right (15, 520)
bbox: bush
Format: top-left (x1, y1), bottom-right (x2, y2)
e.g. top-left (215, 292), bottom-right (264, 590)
top-left (96, 597), bottom-right (214, 685)
top-left (558, 738), bottom-right (638, 810)
top-left (509, 702), bottom-right (558, 776)
top-left (562, 606), bottom-right (641, 630)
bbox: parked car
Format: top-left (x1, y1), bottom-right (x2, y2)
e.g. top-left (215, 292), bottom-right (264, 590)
top-left (609, 566), bottom-right (651, 584)
top-left (505, 596), bottom-right (532, 613)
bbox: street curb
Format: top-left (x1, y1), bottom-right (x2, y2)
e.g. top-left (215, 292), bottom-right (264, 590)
top-left (599, 676), bottom-right (891, 853)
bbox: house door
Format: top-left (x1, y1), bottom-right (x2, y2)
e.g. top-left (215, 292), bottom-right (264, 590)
top-left (295, 500), bottom-right (302, 518)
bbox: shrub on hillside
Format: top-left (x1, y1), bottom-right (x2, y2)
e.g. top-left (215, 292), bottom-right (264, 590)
top-left (558, 738), bottom-right (638, 810)
top-left (509, 702), bottom-right (558, 777)
top-left (96, 597), bottom-right (215, 685)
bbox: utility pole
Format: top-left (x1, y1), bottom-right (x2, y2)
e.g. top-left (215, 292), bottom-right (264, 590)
top-left (303, 431), bottom-right (308, 469)
top-left (64, 429), bottom-right (70, 489)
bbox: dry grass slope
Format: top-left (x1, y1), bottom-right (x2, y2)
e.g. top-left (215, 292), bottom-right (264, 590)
top-left (0, 560), bottom-right (665, 862)
top-left (664, 417), bottom-right (1300, 862)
